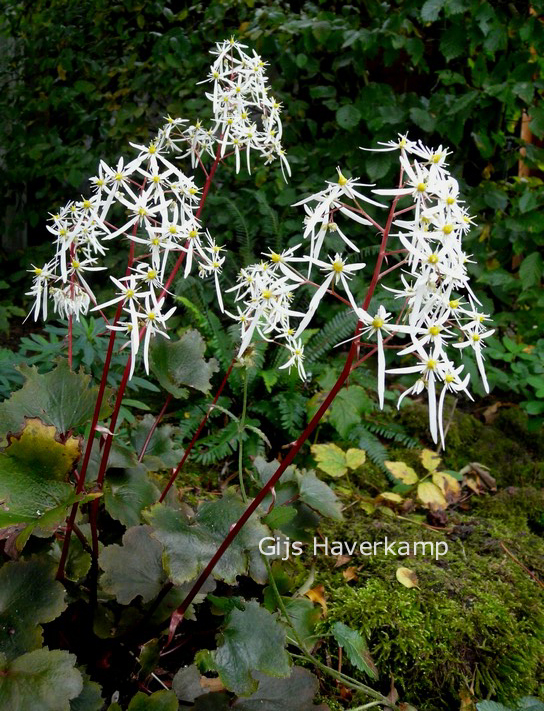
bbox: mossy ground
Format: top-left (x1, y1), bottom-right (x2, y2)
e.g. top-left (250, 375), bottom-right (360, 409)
top-left (313, 405), bottom-right (543, 711)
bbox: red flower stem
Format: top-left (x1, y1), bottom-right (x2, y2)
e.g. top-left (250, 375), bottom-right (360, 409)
top-left (159, 358), bottom-right (235, 502)
top-left (167, 176), bottom-right (403, 640)
top-left (137, 393), bottom-right (172, 463)
top-left (56, 242), bottom-right (136, 580)
top-left (68, 315), bottom-right (73, 368)
top-left (167, 338), bottom-right (375, 642)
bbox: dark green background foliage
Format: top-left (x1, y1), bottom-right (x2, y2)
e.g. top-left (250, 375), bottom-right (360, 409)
top-left (0, 0), bottom-right (543, 413)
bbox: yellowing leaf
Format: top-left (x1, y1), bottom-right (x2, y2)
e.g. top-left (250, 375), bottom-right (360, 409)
top-left (310, 443), bottom-right (347, 478)
top-left (384, 461), bottom-right (418, 485)
top-left (304, 584), bottom-right (327, 616)
top-left (6, 418), bottom-right (81, 480)
top-left (432, 472), bottom-right (461, 502)
top-left (417, 481), bottom-right (447, 510)
top-left (420, 448), bottom-right (441, 472)
top-left (360, 499), bottom-right (376, 515)
top-left (396, 566), bottom-right (419, 589)
top-left (57, 64), bottom-right (67, 80)
top-left (375, 492), bottom-right (403, 506)
top-left (345, 448), bottom-right (366, 470)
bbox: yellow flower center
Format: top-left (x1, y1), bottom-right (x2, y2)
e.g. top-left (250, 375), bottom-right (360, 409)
top-left (417, 182), bottom-right (427, 192)
top-left (449, 299), bottom-right (460, 309)
top-left (332, 260), bottom-right (344, 273)
top-left (148, 144), bottom-right (156, 154)
top-left (270, 252), bottom-right (281, 263)
top-left (445, 373), bottom-right (455, 383)
top-left (188, 230), bottom-right (198, 239)
top-left (189, 188), bottom-right (198, 195)
top-left (429, 325), bottom-right (441, 336)
top-left (83, 200), bottom-right (91, 209)
top-left (442, 224), bottom-right (453, 235)
top-left (262, 289), bottom-right (273, 300)
top-left (446, 197), bottom-right (455, 205)
top-left (148, 312), bottom-right (156, 321)
top-left (71, 260), bottom-right (80, 269)
top-left (114, 172), bottom-right (123, 181)
top-left (372, 317), bottom-right (384, 329)
top-left (428, 253), bottom-right (439, 264)
top-left (126, 288), bottom-right (135, 298)
top-left (427, 359), bottom-right (437, 370)
top-left (472, 334), bottom-right (480, 342)
top-left (34, 268), bottom-right (42, 275)
top-left (431, 153), bottom-right (441, 164)
top-left (152, 238), bottom-right (160, 246)
top-left (138, 207), bottom-right (147, 216)
top-left (337, 170), bottom-right (348, 186)
top-left (147, 270), bottom-right (157, 280)
top-left (169, 225), bottom-right (177, 234)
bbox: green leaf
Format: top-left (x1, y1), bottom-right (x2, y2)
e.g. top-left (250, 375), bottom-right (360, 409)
top-left (104, 467), bottom-right (160, 527)
top-left (0, 558), bottom-right (66, 661)
top-left (0, 360), bottom-right (112, 440)
top-left (149, 329), bottom-right (218, 398)
top-left (146, 492), bottom-right (270, 585)
top-left (99, 526), bottom-right (166, 604)
top-left (70, 670), bottom-right (103, 711)
top-left (420, 0), bottom-right (445, 22)
top-left (298, 471), bottom-right (343, 521)
top-left (439, 24), bottom-right (465, 61)
top-left (282, 599), bottom-right (321, 648)
top-left (310, 443), bottom-right (346, 478)
top-left (336, 104), bottom-right (361, 129)
top-left (345, 448), bottom-right (366, 470)
top-left (529, 105), bottom-right (544, 140)
top-left (130, 416), bottom-right (184, 470)
top-left (519, 252), bottom-right (542, 290)
top-left (262, 506), bottom-right (298, 530)
top-left (476, 703), bottom-right (511, 711)
top-left (212, 601), bottom-right (291, 696)
top-left (409, 107), bottom-right (436, 132)
top-left (331, 622), bottom-right (378, 679)
top-left (329, 386), bottom-right (373, 438)
top-left (127, 690), bottom-right (178, 711)
top-left (0, 648), bottom-right (83, 711)
top-left (233, 667), bottom-right (327, 710)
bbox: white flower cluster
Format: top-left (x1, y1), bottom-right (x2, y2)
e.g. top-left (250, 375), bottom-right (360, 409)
top-left (26, 38), bottom-right (289, 379)
top-left (26, 128), bottom-right (206, 376)
top-left (172, 37), bottom-right (290, 179)
top-left (231, 136), bottom-right (493, 447)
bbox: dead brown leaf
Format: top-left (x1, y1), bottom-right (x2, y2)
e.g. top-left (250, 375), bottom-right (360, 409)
top-left (342, 566), bottom-right (358, 582)
top-left (304, 584), bottom-right (327, 616)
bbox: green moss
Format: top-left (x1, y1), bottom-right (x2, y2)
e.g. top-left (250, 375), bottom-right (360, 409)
top-left (314, 489), bottom-right (544, 711)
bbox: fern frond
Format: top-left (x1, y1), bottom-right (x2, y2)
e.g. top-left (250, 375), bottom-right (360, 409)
top-left (304, 309), bottom-right (358, 365)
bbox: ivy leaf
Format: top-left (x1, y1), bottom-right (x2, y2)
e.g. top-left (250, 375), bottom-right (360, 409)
top-left (384, 461), bottom-right (419, 485)
top-left (127, 690), bottom-right (178, 711)
top-left (0, 648), bottom-right (82, 711)
top-left (149, 329), bottom-right (218, 399)
top-left (420, 449), bottom-right (441, 472)
top-left (233, 667), bottom-right (328, 710)
top-left (297, 471), bottom-right (343, 521)
top-left (212, 601), bottom-right (291, 696)
top-left (0, 558), bottom-right (66, 661)
top-left (0, 360), bottom-right (112, 440)
top-left (310, 443), bottom-right (346, 478)
top-left (331, 622), bottom-right (378, 679)
top-left (329, 386), bottom-right (373, 438)
top-left (146, 492), bottom-right (270, 585)
top-left (99, 526), bottom-right (166, 604)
